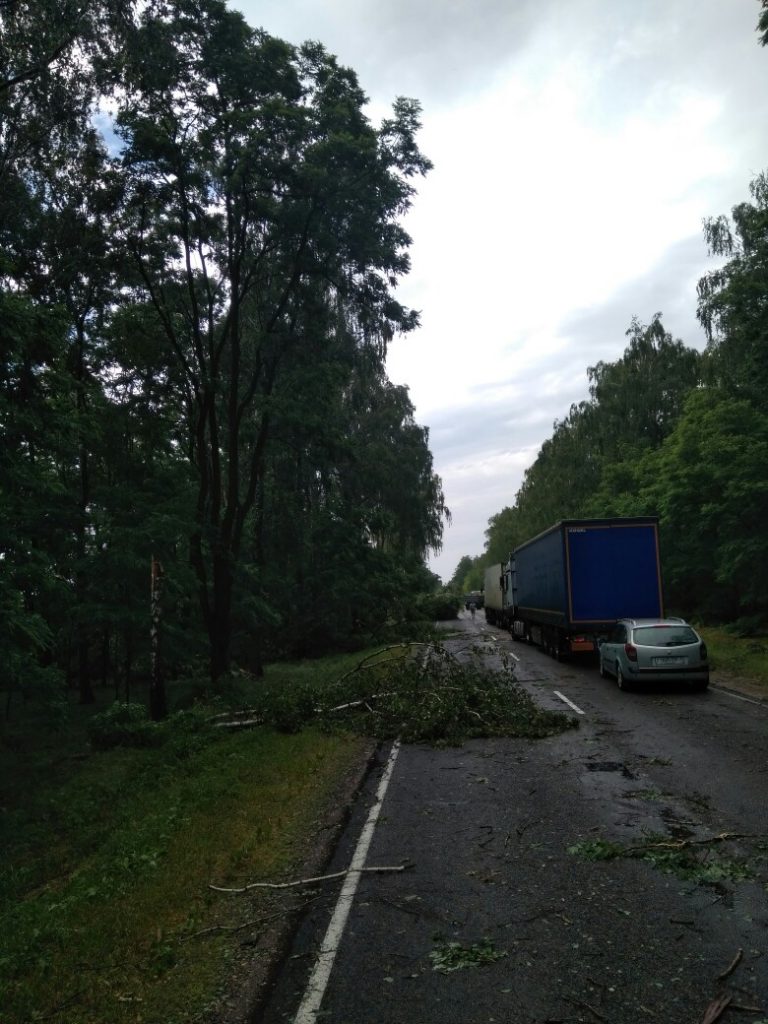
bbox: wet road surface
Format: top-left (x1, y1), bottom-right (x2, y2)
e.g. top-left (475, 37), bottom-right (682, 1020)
top-left (259, 613), bottom-right (768, 1024)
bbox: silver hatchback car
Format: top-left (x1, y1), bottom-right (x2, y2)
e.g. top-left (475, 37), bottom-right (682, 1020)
top-left (599, 618), bottom-right (710, 692)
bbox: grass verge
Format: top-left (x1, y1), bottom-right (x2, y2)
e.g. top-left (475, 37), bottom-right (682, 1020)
top-left (0, 668), bottom-right (370, 1023)
top-left (697, 626), bottom-right (768, 690)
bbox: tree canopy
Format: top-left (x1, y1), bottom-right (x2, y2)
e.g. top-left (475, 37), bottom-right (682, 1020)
top-left (1, 0), bottom-right (447, 711)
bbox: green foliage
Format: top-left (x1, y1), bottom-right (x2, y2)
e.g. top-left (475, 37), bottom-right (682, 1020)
top-left (0, 681), bottom-right (368, 1024)
top-left (568, 834), bottom-right (755, 883)
top-left (112, 7), bottom-right (440, 680)
top-left (642, 389), bottom-right (768, 619)
top-left (697, 626), bottom-right (768, 688)
top-left (449, 553), bottom-right (486, 593)
top-left (324, 642), bottom-right (576, 745)
top-left (1, 0), bottom-right (446, 697)
top-left (414, 590), bottom-right (461, 622)
top-left (219, 641), bottom-right (577, 746)
top-left (430, 937), bottom-right (507, 972)
top-left (567, 838), bottom-right (624, 861)
top-left (87, 701), bottom-right (159, 750)
top-left (698, 171), bottom-right (768, 404)
top-left (87, 702), bottom-right (211, 751)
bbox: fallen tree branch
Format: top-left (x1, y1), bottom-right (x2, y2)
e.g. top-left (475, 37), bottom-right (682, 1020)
top-left (210, 863), bottom-right (411, 894)
top-left (335, 644), bottom-right (426, 684)
top-left (700, 993), bottom-right (732, 1024)
top-left (327, 692), bottom-right (395, 713)
top-left (717, 948), bottom-right (743, 980)
top-left (212, 717), bottom-right (265, 730)
top-left (208, 708), bottom-right (263, 723)
top-left (625, 832), bottom-right (759, 856)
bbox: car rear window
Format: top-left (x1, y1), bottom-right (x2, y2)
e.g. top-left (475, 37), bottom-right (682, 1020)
top-left (633, 625), bottom-right (698, 647)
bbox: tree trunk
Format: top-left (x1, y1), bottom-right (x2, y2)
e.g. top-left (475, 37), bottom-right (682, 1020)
top-left (75, 324), bottom-right (95, 705)
top-left (209, 548), bottom-right (233, 685)
top-left (100, 627), bottom-right (110, 689)
top-left (149, 556), bottom-right (167, 720)
top-left (123, 630), bottom-right (133, 704)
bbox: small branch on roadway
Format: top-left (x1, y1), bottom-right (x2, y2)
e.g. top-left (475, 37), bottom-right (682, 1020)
top-left (210, 863), bottom-right (412, 894)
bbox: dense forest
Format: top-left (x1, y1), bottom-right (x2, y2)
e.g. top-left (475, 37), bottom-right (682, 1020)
top-left (0, 0), bottom-right (450, 714)
top-left (451, 162), bottom-right (768, 629)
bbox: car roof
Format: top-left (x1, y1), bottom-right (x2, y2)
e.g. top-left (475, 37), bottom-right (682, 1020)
top-left (618, 617), bottom-right (688, 627)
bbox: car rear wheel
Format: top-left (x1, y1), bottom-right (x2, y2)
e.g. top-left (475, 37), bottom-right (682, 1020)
top-left (599, 656), bottom-right (608, 679)
top-left (616, 665), bottom-right (632, 692)
top-left (691, 677), bottom-right (710, 692)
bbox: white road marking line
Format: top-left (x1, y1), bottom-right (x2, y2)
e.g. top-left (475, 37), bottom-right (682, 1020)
top-left (487, 634), bottom-right (519, 660)
top-left (714, 688), bottom-right (766, 708)
top-left (553, 690), bottom-right (585, 715)
top-left (294, 740), bottom-right (401, 1024)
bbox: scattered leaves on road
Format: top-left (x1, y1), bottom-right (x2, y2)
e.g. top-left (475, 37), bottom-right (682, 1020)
top-left (429, 937), bottom-right (508, 973)
top-left (568, 833), bottom-right (760, 884)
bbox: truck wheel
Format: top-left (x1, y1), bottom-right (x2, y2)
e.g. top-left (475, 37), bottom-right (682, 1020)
top-left (616, 665), bottom-right (632, 692)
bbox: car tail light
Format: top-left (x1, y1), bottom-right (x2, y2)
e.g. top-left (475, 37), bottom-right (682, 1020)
top-left (700, 642), bottom-right (708, 660)
top-left (624, 643), bottom-right (638, 662)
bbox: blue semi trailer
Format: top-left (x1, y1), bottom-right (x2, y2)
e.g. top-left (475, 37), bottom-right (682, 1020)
top-left (487, 517), bottom-right (663, 658)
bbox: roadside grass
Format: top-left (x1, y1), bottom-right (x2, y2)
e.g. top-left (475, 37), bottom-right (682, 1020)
top-left (0, 652), bottom-right (373, 1024)
top-left (696, 626), bottom-right (768, 689)
top-left (1, 723), bottom-right (369, 1024)
top-left (1, 639), bottom-right (574, 1023)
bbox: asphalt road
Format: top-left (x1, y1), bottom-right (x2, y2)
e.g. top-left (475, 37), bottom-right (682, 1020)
top-left (259, 613), bottom-right (768, 1024)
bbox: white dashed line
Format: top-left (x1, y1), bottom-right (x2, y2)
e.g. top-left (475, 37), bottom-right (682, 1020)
top-left (553, 690), bottom-right (585, 715)
top-left (294, 740), bottom-right (401, 1024)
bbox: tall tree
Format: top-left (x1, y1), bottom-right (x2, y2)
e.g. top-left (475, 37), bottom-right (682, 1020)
top-left (587, 314), bottom-right (702, 452)
top-left (638, 390), bottom-right (768, 622)
top-left (249, 346), bottom-right (448, 658)
top-left (697, 171), bottom-right (768, 406)
top-left (115, 0), bottom-right (431, 681)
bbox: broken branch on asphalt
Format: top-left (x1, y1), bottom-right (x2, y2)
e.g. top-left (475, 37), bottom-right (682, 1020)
top-left (716, 948), bottom-right (743, 980)
top-left (700, 993), bottom-right (732, 1024)
top-left (623, 832), bottom-right (760, 856)
top-left (210, 863), bottom-right (412, 894)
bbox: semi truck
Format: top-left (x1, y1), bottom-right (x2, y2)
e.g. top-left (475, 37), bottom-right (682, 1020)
top-left (485, 517), bottom-right (663, 658)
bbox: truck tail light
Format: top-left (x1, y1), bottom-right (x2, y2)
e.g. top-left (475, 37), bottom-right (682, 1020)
top-left (624, 643), bottom-right (638, 662)
top-left (700, 642), bottom-right (708, 660)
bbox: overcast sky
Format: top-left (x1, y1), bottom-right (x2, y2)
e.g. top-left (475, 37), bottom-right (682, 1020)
top-left (236, 0), bottom-right (767, 582)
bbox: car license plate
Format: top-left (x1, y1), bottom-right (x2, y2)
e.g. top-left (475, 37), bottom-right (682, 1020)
top-left (652, 656), bottom-right (687, 667)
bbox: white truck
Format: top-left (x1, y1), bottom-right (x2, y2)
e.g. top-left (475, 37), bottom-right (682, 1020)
top-left (483, 563), bottom-right (505, 626)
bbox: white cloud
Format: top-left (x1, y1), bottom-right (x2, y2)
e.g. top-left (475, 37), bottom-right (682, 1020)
top-left (233, 0), bottom-right (767, 582)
